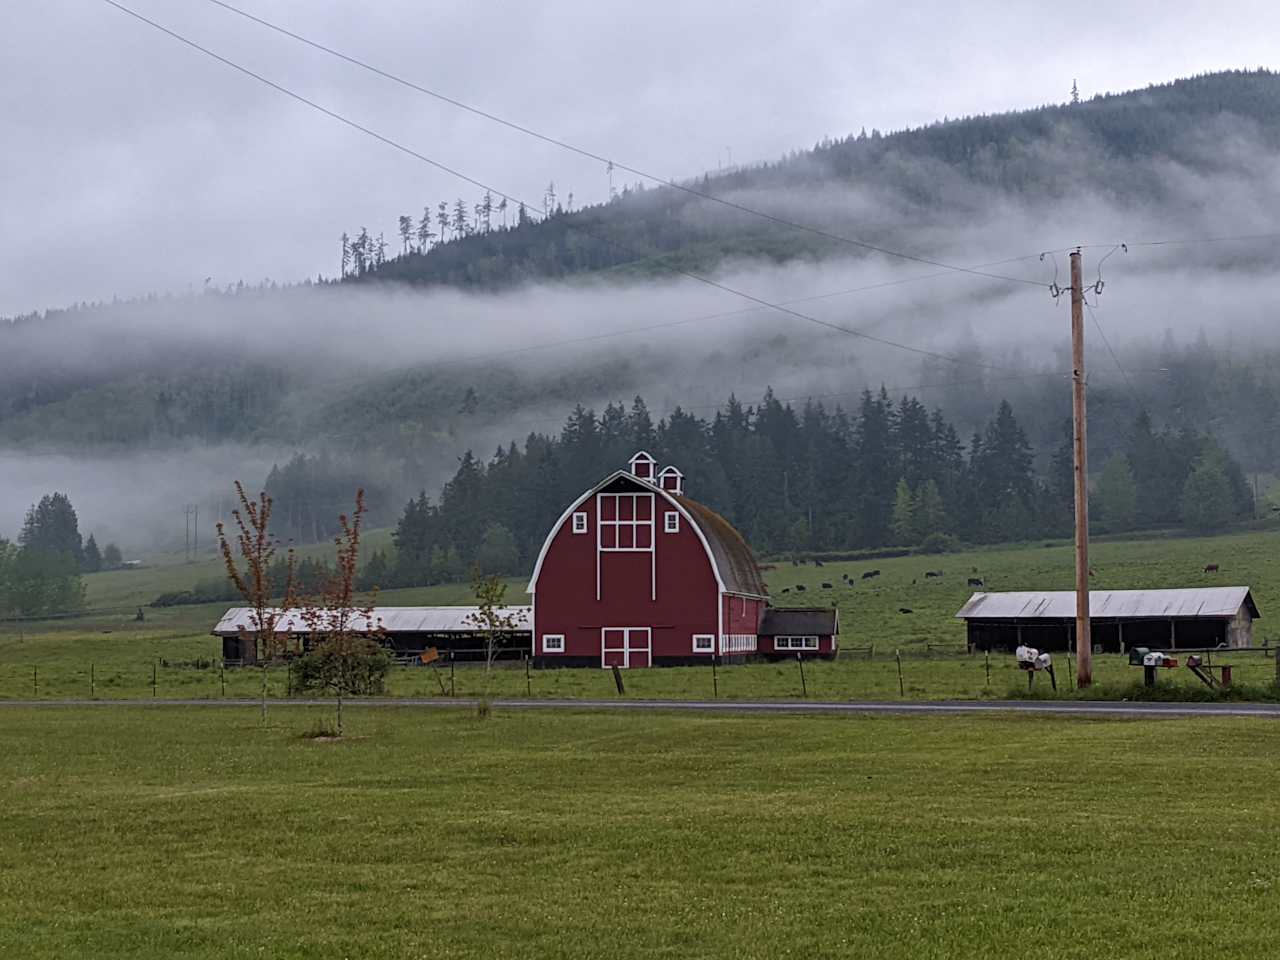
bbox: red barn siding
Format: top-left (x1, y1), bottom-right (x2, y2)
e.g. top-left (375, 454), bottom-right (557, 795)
top-left (533, 478), bottom-right (723, 664)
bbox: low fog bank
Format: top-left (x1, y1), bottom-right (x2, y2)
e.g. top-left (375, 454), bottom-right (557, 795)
top-left (5, 115), bottom-right (1280, 549)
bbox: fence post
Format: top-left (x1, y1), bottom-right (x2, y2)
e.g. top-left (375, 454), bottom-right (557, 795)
top-left (220, 662), bottom-right (225, 698)
top-left (797, 653), bottom-right (807, 698)
top-left (895, 649), bottom-right (904, 697)
top-left (450, 652), bottom-right (455, 698)
top-left (984, 649), bottom-right (991, 689)
top-left (712, 653), bottom-right (718, 699)
top-left (1066, 651), bottom-right (1075, 691)
top-left (152, 661), bottom-right (157, 698)
top-left (525, 653), bottom-right (531, 697)
top-left (33, 664), bottom-right (38, 697)
top-left (91, 662), bottom-right (95, 699)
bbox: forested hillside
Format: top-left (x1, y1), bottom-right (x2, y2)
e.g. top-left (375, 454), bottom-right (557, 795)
top-left (4, 69), bottom-right (1280, 550)
top-left (351, 70), bottom-right (1280, 289)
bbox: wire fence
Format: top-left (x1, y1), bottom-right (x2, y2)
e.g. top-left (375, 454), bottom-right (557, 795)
top-left (2, 646), bottom-right (1277, 703)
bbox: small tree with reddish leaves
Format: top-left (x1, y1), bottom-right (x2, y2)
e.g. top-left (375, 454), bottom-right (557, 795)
top-left (295, 489), bottom-right (389, 737)
top-left (464, 566), bottom-right (520, 710)
top-left (216, 482), bottom-right (297, 723)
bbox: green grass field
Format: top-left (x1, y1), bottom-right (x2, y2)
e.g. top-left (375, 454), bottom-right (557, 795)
top-left (3, 526), bottom-right (1279, 702)
top-left (2, 706), bottom-right (1279, 959)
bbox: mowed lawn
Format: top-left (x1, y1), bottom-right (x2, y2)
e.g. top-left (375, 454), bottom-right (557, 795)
top-left (2, 707), bottom-right (1279, 959)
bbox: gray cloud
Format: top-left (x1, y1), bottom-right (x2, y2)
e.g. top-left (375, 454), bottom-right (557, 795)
top-left (4, 0), bottom-right (1280, 314)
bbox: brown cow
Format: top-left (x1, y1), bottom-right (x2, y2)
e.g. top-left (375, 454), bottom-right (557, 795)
top-left (1204, 563), bottom-right (1220, 573)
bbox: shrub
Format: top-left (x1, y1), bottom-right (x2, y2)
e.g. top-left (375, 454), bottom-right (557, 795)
top-left (288, 647), bottom-right (392, 696)
top-left (918, 532), bottom-right (960, 555)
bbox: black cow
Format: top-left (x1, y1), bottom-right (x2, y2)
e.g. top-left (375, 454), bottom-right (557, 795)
top-left (861, 570), bottom-right (880, 580)
top-left (821, 582), bottom-right (832, 589)
top-left (795, 584), bottom-right (806, 592)
top-left (925, 570), bottom-right (944, 579)
top-left (898, 607), bottom-right (914, 614)
top-left (814, 560), bottom-right (824, 567)
top-left (967, 577), bottom-right (984, 588)
top-left (780, 587), bottom-right (790, 594)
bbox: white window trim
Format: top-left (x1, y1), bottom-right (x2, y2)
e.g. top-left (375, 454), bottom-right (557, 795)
top-left (542, 634), bottom-right (565, 653)
top-left (664, 511), bottom-right (680, 533)
top-left (572, 512), bottom-right (588, 534)
top-left (692, 634), bottom-right (714, 653)
top-left (597, 492), bottom-right (655, 553)
top-left (775, 635), bottom-right (820, 651)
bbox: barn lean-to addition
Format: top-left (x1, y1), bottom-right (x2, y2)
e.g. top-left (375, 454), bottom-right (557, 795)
top-left (530, 451), bottom-right (786, 667)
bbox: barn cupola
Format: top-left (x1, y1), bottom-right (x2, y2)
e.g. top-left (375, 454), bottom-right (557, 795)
top-left (628, 450), bottom-right (656, 482)
top-left (657, 465), bottom-right (684, 495)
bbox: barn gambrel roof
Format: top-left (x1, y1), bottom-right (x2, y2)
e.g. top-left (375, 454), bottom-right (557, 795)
top-left (526, 469), bottom-right (767, 598)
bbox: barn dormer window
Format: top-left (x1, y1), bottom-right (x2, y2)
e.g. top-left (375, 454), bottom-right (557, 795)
top-left (572, 512), bottom-right (588, 534)
top-left (657, 465), bottom-right (684, 495)
top-left (628, 450), bottom-right (656, 481)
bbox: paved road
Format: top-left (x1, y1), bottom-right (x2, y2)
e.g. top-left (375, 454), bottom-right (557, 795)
top-left (2, 697), bottom-right (1279, 718)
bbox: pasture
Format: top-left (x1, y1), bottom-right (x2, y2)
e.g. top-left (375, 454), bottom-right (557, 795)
top-left (2, 706), bottom-right (1279, 959)
top-left (2, 526), bottom-right (1279, 703)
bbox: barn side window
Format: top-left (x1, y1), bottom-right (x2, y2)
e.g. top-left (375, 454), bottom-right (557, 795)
top-left (776, 636), bottom-right (818, 651)
top-left (664, 511), bottom-right (679, 534)
top-left (542, 634), bottom-right (565, 653)
top-left (572, 512), bottom-right (588, 534)
top-left (692, 634), bottom-right (714, 653)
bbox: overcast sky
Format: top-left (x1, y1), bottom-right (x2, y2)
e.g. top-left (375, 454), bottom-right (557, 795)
top-left (3, 0), bottom-right (1278, 317)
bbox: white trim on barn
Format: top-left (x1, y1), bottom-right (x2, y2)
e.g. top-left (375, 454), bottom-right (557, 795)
top-left (527, 469), bottom-right (730, 598)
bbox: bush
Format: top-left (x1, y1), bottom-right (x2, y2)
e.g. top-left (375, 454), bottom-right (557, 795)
top-left (918, 532), bottom-right (960, 555)
top-left (150, 577), bottom-right (240, 607)
top-left (288, 647), bottom-right (393, 696)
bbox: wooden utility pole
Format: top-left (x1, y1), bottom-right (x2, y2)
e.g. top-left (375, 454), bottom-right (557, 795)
top-left (1070, 249), bottom-right (1093, 688)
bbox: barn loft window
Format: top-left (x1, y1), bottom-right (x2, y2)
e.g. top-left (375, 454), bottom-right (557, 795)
top-left (775, 636), bottom-right (819, 651)
top-left (658, 465), bottom-right (684, 495)
top-left (542, 634), bottom-right (565, 653)
top-left (572, 512), bottom-right (588, 534)
top-left (664, 511), bottom-right (679, 533)
top-left (692, 634), bottom-right (714, 653)
top-left (598, 492), bottom-right (654, 551)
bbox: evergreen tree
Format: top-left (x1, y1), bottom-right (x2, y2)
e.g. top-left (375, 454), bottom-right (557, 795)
top-left (1181, 458), bottom-right (1234, 533)
top-left (914, 479), bottom-right (948, 540)
top-left (475, 522), bottom-right (519, 575)
top-left (890, 479), bottom-right (916, 545)
top-left (19, 493), bottom-right (85, 568)
top-left (83, 533), bottom-right (102, 573)
top-left (102, 542), bottom-right (123, 568)
top-left (1094, 454), bottom-right (1138, 531)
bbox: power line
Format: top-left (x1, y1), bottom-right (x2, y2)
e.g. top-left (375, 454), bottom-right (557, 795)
top-left (96, 0), bottom-right (1041, 374)
top-left (197, 0), bottom-right (1046, 288)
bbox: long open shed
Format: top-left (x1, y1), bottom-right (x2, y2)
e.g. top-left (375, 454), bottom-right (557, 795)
top-left (955, 587), bottom-right (1261, 653)
top-left (212, 606), bottom-right (532, 663)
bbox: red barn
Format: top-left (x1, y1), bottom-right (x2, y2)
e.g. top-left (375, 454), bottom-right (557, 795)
top-left (529, 451), bottom-right (770, 666)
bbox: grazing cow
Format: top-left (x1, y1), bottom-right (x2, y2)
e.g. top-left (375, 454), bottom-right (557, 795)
top-left (814, 559), bottom-right (824, 567)
top-left (780, 587), bottom-right (790, 594)
top-left (898, 607), bottom-right (913, 614)
top-left (791, 559), bottom-right (799, 566)
top-left (821, 582), bottom-right (832, 589)
top-left (799, 559), bottom-right (808, 565)
top-left (967, 577), bottom-right (984, 588)
top-left (861, 570), bottom-right (880, 581)
top-left (795, 584), bottom-right (806, 592)
top-left (1204, 563), bottom-right (1220, 573)
top-left (925, 570), bottom-right (944, 579)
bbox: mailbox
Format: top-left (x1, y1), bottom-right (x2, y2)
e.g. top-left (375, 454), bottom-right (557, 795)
top-left (1128, 647), bottom-right (1150, 666)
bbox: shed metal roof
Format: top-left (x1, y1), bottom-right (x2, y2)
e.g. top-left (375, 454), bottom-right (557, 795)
top-left (760, 607), bottom-right (839, 636)
top-left (212, 606), bottom-right (532, 637)
top-left (955, 588), bottom-right (1259, 621)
